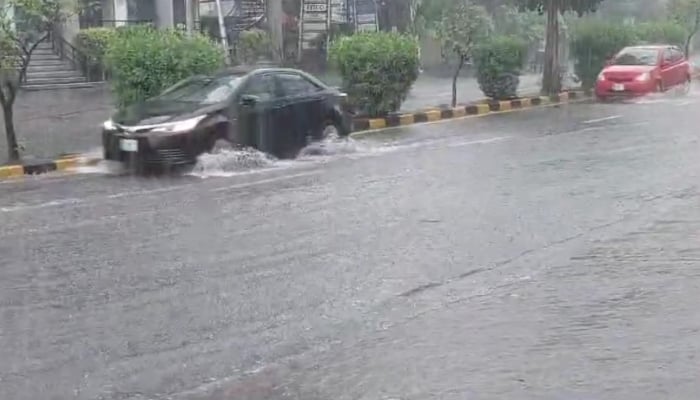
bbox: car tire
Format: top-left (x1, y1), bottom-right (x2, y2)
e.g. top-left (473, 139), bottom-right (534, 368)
top-left (656, 80), bottom-right (665, 93)
top-left (679, 76), bottom-right (691, 96)
top-left (318, 120), bottom-right (342, 141)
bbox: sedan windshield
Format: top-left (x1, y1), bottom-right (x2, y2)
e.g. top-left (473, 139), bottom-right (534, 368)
top-left (612, 48), bottom-right (658, 66)
top-left (155, 75), bottom-right (244, 104)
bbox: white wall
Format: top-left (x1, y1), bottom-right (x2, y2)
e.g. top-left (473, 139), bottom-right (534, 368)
top-left (113, 0), bottom-right (128, 25)
top-left (154, 0), bottom-right (174, 27)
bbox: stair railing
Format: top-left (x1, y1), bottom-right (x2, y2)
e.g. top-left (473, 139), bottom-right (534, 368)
top-left (48, 30), bottom-right (95, 82)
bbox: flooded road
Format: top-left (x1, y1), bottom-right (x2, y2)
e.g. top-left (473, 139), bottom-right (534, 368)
top-left (2, 91), bottom-right (700, 400)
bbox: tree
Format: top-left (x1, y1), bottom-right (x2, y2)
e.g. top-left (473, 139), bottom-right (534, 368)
top-left (0, 0), bottom-right (70, 162)
top-left (437, 0), bottom-right (493, 107)
top-left (515, 0), bottom-right (605, 95)
top-left (667, 0), bottom-right (700, 55)
top-left (491, 4), bottom-right (545, 47)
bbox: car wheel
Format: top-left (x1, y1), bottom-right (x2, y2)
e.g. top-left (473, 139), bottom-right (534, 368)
top-left (656, 80), bottom-right (665, 93)
top-left (320, 120), bottom-right (342, 141)
top-left (679, 76), bottom-right (691, 95)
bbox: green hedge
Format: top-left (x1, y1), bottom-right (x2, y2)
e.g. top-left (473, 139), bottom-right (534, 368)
top-left (105, 26), bottom-right (225, 107)
top-left (74, 27), bottom-right (117, 64)
top-left (238, 28), bottom-right (272, 64)
top-left (74, 27), bottom-right (119, 80)
top-left (473, 35), bottom-right (527, 100)
top-left (570, 21), bottom-right (637, 90)
top-left (571, 21), bottom-right (690, 91)
top-left (329, 32), bottom-right (419, 117)
top-left (635, 21), bottom-right (687, 48)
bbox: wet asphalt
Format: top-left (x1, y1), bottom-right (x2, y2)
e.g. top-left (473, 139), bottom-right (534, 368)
top-left (2, 89), bottom-right (700, 400)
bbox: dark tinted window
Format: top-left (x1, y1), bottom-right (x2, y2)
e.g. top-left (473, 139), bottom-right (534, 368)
top-left (277, 73), bottom-right (321, 96)
top-left (156, 75), bottom-right (243, 104)
top-left (671, 48), bottom-right (685, 61)
top-left (241, 74), bottom-right (277, 101)
top-left (613, 48), bottom-right (659, 66)
top-left (663, 49), bottom-right (674, 63)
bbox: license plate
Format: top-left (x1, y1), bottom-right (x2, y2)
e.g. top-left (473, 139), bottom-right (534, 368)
top-left (119, 138), bottom-right (138, 152)
top-left (612, 83), bottom-right (625, 91)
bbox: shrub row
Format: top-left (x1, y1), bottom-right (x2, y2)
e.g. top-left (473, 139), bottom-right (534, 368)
top-left (571, 20), bottom-right (689, 90)
top-left (74, 26), bottom-right (224, 107)
top-left (74, 19), bottom-right (685, 115)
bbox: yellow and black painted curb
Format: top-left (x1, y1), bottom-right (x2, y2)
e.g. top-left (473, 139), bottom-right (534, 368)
top-left (351, 90), bottom-right (588, 132)
top-left (0, 155), bottom-right (94, 180)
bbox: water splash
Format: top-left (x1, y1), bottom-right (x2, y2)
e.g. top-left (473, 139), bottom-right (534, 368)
top-left (297, 136), bottom-right (365, 159)
top-left (189, 141), bottom-right (281, 178)
top-left (72, 147), bottom-right (124, 175)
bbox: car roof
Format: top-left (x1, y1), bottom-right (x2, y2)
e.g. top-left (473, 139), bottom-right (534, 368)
top-left (212, 65), bottom-right (330, 88)
top-left (624, 45), bottom-right (675, 50)
top-left (214, 65), bottom-right (314, 77)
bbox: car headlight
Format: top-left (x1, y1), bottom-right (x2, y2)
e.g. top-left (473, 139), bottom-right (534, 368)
top-left (151, 115), bottom-right (207, 133)
top-left (635, 72), bottom-right (650, 82)
top-left (103, 119), bottom-right (116, 130)
top-left (597, 72), bottom-right (606, 82)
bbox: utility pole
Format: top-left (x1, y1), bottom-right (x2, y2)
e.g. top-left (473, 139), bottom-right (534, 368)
top-left (185, 0), bottom-right (194, 36)
top-left (268, 0), bottom-right (285, 62)
top-left (214, 0), bottom-right (231, 65)
top-left (542, 0), bottom-right (561, 94)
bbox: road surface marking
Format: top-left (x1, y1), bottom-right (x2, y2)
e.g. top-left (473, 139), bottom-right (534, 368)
top-left (210, 171), bottom-right (321, 193)
top-left (0, 198), bottom-right (83, 213)
top-left (448, 136), bottom-right (512, 147)
top-left (582, 115), bottom-right (622, 124)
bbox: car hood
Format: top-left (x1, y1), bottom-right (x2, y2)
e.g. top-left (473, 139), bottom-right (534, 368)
top-left (112, 100), bottom-right (225, 127)
top-left (602, 65), bottom-right (656, 80)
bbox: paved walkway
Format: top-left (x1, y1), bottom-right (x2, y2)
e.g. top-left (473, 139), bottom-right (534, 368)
top-left (401, 74), bottom-right (541, 111)
top-left (0, 74), bottom-right (545, 164)
top-left (0, 85), bottom-right (113, 164)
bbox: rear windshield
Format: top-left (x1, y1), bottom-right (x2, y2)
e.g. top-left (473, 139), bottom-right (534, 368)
top-left (156, 75), bottom-right (244, 104)
top-left (612, 48), bottom-right (658, 66)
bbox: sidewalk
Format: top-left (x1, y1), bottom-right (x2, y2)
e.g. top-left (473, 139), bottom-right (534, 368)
top-left (0, 73), bottom-right (546, 164)
top-left (0, 84), bottom-right (112, 164)
top-left (401, 73), bottom-right (542, 111)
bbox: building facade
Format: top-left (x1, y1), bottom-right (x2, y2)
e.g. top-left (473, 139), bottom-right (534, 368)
top-left (80, 0), bottom-right (199, 29)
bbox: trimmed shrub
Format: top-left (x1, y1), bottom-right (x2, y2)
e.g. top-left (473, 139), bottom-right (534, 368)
top-left (635, 21), bottom-right (687, 48)
top-left (238, 28), bottom-right (272, 64)
top-left (329, 31), bottom-right (419, 117)
top-left (74, 27), bottom-right (117, 63)
top-left (570, 21), bottom-right (637, 90)
top-left (473, 35), bottom-right (527, 100)
top-left (105, 26), bottom-right (225, 107)
top-left (74, 27), bottom-right (118, 80)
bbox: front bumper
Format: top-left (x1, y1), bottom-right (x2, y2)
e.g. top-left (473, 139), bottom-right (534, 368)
top-left (102, 130), bottom-right (197, 168)
top-left (595, 79), bottom-right (656, 98)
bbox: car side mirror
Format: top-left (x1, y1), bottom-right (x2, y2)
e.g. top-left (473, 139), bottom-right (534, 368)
top-left (240, 94), bottom-right (259, 107)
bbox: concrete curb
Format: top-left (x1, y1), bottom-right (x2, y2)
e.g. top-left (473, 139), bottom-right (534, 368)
top-left (0, 155), bottom-right (94, 180)
top-left (351, 90), bottom-right (588, 132)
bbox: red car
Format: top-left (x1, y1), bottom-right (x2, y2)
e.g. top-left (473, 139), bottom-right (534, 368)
top-left (595, 45), bottom-right (691, 100)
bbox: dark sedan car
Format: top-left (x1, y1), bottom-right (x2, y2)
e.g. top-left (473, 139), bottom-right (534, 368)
top-left (102, 66), bottom-right (353, 169)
